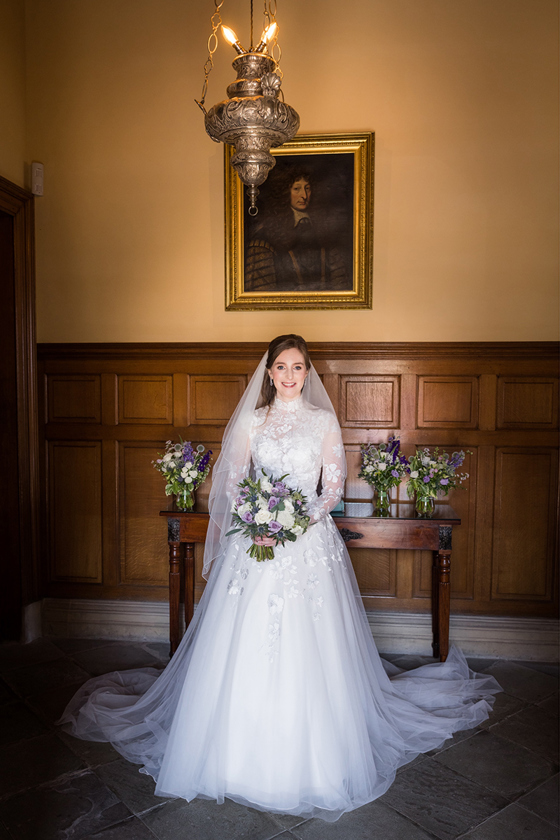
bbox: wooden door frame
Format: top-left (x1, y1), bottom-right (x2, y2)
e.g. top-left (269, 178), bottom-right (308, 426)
top-left (0, 175), bottom-right (41, 624)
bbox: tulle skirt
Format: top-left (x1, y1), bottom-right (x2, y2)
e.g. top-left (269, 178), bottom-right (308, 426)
top-left (59, 517), bottom-right (501, 822)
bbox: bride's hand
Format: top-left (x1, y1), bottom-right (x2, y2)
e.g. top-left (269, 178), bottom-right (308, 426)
top-left (253, 535), bottom-right (278, 547)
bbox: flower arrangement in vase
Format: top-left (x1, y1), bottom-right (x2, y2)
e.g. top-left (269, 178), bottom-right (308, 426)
top-left (406, 447), bottom-right (470, 517)
top-left (358, 436), bottom-right (409, 515)
top-left (152, 440), bottom-right (212, 511)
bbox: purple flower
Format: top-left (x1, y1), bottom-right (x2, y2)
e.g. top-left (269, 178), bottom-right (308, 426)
top-left (182, 442), bottom-right (195, 463)
top-left (199, 450), bottom-right (212, 470)
top-left (234, 496), bottom-right (245, 507)
top-left (423, 476), bottom-right (430, 483)
top-left (268, 496), bottom-right (279, 511)
top-left (391, 469), bottom-right (399, 478)
top-left (274, 482), bottom-right (288, 495)
top-left (440, 478), bottom-right (449, 485)
top-left (241, 511), bottom-right (254, 523)
top-left (268, 520), bottom-right (282, 533)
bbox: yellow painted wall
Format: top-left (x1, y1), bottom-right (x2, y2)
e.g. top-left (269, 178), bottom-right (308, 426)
top-left (0, 0), bottom-right (26, 188)
top-left (19, 1), bottom-right (560, 341)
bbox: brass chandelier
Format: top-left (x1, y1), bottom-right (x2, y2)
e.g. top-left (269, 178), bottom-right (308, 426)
top-left (196, 0), bottom-right (300, 214)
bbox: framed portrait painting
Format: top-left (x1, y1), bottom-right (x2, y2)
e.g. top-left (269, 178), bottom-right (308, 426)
top-left (224, 132), bottom-right (374, 310)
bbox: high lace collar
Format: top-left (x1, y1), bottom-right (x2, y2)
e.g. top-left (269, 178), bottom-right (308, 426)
top-left (273, 394), bottom-right (304, 413)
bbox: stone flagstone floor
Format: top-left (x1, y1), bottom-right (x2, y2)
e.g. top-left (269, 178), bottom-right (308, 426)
top-left (0, 638), bottom-right (557, 840)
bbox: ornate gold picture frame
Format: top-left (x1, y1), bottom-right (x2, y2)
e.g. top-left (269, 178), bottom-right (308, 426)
top-left (225, 132), bottom-right (374, 310)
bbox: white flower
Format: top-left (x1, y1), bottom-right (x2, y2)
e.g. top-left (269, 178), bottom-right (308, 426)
top-left (189, 470), bottom-right (198, 479)
top-left (260, 478), bottom-right (273, 493)
top-left (364, 465), bottom-right (374, 473)
top-left (277, 509), bottom-right (295, 529)
top-left (283, 499), bottom-right (294, 513)
top-left (292, 524), bottom-right (304, 536)
top-left (255, 508), bottom-right (273, 525)
top-left (257, 494), bottom-right (268, 509)
top-left (410, 470), bottom-right (419, 479)
top-left (378, 463), bottom-right (387, 471)
top-left (184, 461), bottom-right (193, 469)
top-left (163, 453), bottom-right (173, 462)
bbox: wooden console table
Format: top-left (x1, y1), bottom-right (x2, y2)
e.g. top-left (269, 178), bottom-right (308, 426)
top-left (160, 505), bottom-right (460, 661)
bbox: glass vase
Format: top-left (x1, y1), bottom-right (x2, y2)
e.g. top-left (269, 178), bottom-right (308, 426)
top-left (415, 493), bottom-right (435, 517)
top-left (374, 488), bottom-right (391, 516)
top-left (175, 488), bottom-right (195, 512)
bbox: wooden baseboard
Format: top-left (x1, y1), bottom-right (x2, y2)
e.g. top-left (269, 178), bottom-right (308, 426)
top-left (41, 598), bottom-right (559, 662)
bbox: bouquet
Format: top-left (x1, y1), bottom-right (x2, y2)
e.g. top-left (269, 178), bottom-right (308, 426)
top-left (226, 470), bottom-right (310, 562)
top-left (407, 447), bottom-right (470, 500)
top-left (359, 436), bottom-right (409, 490)
top-left (152, 439), bottom-right (212, 509)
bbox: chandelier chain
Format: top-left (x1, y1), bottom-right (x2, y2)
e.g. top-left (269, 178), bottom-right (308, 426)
top-left (195, 0), bottom-right (225, 114)
top-left (263, 0), bottom-right (282, 78)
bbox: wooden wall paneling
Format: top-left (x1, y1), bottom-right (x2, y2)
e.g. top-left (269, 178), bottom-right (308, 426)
top-left (48, 441), bottom-right (103, 582)
top-left (188, 375), bottom-right (246, 425)
top-left (119, 442), bottom-right (169, 586)
top-left (479, 375), bottom-right (497, 431)
top-left (101, 439), bottom-right (119, 587)
top-left (473, 445), bottom-right (496, 603)
top-left (497, 378), bottom-right (559, 429)
top-left (117, 375), bottom-right (173, 425)
top-left (101, 374), bottom-right (118, 426)
top-left (47, 375), bottom-right (101, 423)
top-left (339, 375), bottom-right (400, 428)
top-left (400, 373), bottom-right (416, 431)
top-left (348, 548), bottom-right (397, 597)
top-left (417, 376), bottom-right (478, 428)
top-left (172, 374), bottom-right (189, 428)
top-left (492, 447), bottom-right (558, 601)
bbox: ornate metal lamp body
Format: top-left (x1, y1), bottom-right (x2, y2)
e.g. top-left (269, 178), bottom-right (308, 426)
top-left (204, 52), bottom-right (300, 210)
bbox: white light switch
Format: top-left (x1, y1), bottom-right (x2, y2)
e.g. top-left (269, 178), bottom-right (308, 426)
top-left (31, 161), bottom-right (44, 196)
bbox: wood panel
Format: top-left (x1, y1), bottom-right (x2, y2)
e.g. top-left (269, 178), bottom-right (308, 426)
top-left (189, 375), bottom-right (246, 425)
top-left (492, 448), bottom-right (558, 600)
top-left (119, 442), bottom-right (170, 585)
top-left (497, 378), bottom-right (559, 429)
top-left (37, 341), bottom-right (559, 620)
top-left (48, 441), bottom-right (102, 582)
top-left (417, 377), bottom-right (478, 428)
top-left (339, 376), bottom-right (400, 428)
top-left (47, 375), bottom-right (101, 423)
top-left (118, 375), bottom-right (173, 424)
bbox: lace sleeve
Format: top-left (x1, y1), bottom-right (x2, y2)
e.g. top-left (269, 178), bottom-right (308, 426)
top-left (308, 413), bottom-right (346, 523)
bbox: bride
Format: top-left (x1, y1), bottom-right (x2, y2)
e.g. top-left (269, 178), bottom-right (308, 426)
top-left (60, 334), bottom-right (500, 822)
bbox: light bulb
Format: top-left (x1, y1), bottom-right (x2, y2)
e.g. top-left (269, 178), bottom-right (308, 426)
top-left (255, 21), bottom-right (278, 53)
top-left (221, 25), bottom-right (246, 55)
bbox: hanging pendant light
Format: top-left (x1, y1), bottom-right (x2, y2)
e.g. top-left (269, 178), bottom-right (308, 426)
top-left (196, 1), bottom-right (300, 214)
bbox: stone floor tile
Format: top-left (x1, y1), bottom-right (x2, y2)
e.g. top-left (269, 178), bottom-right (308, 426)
top-left (466, 658), bottom-right (498, 673)
top-left (0, 639), bottom-right (63, 672)
top-left (0, 769), bottom-right (132, 840)
top-left (516, 773), bottom-right (559, 827)
top-left (71, 644), bottom-right (163, 677)
top-left (141, 642), bottom-right (172, 662)
top-left (478, 691), bottom-right (527, 729)
top-left (58, 730), bottom-right (122, 768)
top-left (397, 753), bottom-right (427, 774)
top-left (0, 701), bottom-right (48, 746)
top-left (490, 703), bottom-right (559, 762)
top-left (291, 799), bottom-right (436, 840)
top-left (461, 802), bottom-right (559, 839)
top-left (427, 726), bottom-right (480, 756)
top-left (96, 758), bottom-right (167, 815)
top-left (518, 661), bottom-right (560, 679)
top-left (0, 819), bottom-right (11, 840)
top-left (536, 691), bottom-right (559, 718)
top-left (140, 797), bottom-right (295, 840)
top-left (482, 662), bottom-right (558, 703)
top-left (0, 731), bottom-right (84, 797)
top-left (435, 730), bottom-right (557, 799)
top-left (88, 815), bottom-right (161, 839)
top-left (2, 657), bottom-right (91, 698)
top-left (379, 755), bottom-right (508, 840)
top-left (26, 679), bottom-right (93, 725)
top-left (0, 679), bottom-right (16, 706)
top-left (49, 637), bottom-right (121, 654)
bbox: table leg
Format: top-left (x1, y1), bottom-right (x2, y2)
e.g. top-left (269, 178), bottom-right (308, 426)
top-left (168, 541), bottom-right (181, 657)
top-left (184, 542), bottom-right (195, 630)
top-left (431, 552), bottom-right (440, 659)
top-left (435, 550), bottom-right (451, 662)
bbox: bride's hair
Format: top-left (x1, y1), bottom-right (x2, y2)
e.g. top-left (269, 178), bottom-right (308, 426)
top-left (259, 334), bottom-right (311, 407)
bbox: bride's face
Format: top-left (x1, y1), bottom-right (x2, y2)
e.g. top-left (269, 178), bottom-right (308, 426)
top-left (268, 348), bottom-right (308, 401)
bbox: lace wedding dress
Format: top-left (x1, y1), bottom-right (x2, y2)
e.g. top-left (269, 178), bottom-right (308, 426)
top-left (60, 395), bottom-right (500, 822)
